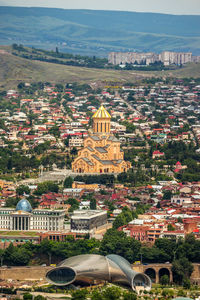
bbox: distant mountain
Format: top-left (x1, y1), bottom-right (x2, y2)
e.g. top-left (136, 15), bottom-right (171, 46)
top-left (1, 6), bottom-right (200, 56)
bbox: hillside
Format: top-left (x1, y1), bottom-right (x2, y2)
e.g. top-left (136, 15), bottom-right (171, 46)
top-left (0, 50), bottom-right (144, 89)
top-left (1, 7), bottom-right (200, 56)
top-left (1, 49), bottom-right (200, 90)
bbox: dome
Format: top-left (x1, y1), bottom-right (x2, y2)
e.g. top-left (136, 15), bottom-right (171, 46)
top-left (92, 105), bottom-right (111, 119)
top-left (16, 198), bottom-right (32, 213)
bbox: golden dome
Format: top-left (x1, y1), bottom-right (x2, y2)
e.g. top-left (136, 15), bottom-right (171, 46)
top-left (92, 105), bottom-right (111, 119)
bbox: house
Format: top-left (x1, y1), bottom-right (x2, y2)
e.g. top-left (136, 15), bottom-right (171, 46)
top-left (152, 150), bottom-right (165, 159)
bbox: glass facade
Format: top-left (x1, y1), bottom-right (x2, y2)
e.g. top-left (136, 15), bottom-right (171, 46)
top-left (47, 267), bottom-right (76, 285)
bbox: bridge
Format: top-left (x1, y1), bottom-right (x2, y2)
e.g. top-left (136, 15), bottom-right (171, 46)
top-left (132, 263), bottom-right (200, 284)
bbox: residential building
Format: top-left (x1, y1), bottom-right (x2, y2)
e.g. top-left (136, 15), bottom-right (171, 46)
top-left (69, 136), bottom-right (84, 148)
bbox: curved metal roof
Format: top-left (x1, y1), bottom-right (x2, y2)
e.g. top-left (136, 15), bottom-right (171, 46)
top-left (46, 254), bottom-right (151, 293)
top-left (92, 105), bottom-right (111, 119)
top-left (16, 198), bottom-right (32, 213)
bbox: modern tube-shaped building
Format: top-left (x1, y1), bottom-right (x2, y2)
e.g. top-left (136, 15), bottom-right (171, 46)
top-left (46, 254), bottom-right (151, 292)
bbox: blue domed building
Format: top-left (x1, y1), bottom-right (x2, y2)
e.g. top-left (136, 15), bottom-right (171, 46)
top-left (16, 198), bottom-right (32, 213)
top-left (0, 198), bottom-right (65, 231)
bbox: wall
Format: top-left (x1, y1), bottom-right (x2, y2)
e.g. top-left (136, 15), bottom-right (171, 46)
top-left (0, 266), bottom-right (52, 281)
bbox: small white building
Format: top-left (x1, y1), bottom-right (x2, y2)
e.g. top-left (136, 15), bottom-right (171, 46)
top-left (69, 137), bottom-right (84, 148)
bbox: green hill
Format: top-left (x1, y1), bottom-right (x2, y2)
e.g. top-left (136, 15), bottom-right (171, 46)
top-left (1, 48), bottom-right (200, 90)
top-left (1, 7), bottom-right (200, 56)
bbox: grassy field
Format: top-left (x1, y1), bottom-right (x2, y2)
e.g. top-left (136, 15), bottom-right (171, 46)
top-left (0, 49), bottom-right (200, 90)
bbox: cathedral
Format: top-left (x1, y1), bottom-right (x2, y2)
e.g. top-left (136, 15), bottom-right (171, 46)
top-left (72, 105), bottom-right (131, 174)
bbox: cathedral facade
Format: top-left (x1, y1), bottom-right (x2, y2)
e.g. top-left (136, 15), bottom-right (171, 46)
top-left (72, 106), bottom-right (131, 174)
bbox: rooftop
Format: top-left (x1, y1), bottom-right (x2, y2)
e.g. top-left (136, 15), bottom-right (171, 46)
top-left (92, 105), bottom-right (111, 119)
top-left (71, 210), bottom-right (107, 219)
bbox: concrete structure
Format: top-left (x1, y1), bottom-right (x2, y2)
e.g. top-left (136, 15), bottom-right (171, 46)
top-left (159, 51), bottom-right (192, 66)
top-left (0, 199), bottom-right (65, 231)
top-left (134, 263), bottom-right (200, 285)
top-left (108, 52), bottom-right (159, 65)
top-left (70, 210), bottom-right (107, 233)
top-left (72, 105), bottom-right (131, 173)
top-left (109, 50), bottom-right (196, 66)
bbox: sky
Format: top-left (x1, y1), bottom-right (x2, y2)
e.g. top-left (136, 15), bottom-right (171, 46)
top-left (0, 0), bottom-right (200, 15)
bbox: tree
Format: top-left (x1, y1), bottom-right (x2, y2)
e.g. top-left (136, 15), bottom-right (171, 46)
top-left (113, 207), bottom-right (134, 229)
top-left (64, 137), bottom-right (70, 147)
top-left (55, 84), bottom-right (63, 92)
top-left (10, 247), bottom-right (31, 266)
top-left (66, 198), bottom-right (79, 212)
top-left (64, 176), bottom-right (73, 188)
top-left (183, 278), bottom-right (191, 289)
top-left (172, 257), bottom-right (194, 284)
top-left (39, 239), bottom-right (53, 265)
top-left (162, 288), bottom-right (174, 298)
top-left (91, 290), bottom-right (103, 300)
top-left (160, 274), bottom-right (169, 286)
top-left (71, 289), bottom-right (88, 300)
top-left (113, 214), bottom-right (126, 229)
top-left (16, 185), bottom-right (30, 196)
top-left (27, 113), bottom-right (36, 126)
top-left (156, 201), bottom-right (161, 208)
top-left (90, 198), bottom-right (96, 210)
top-left (34, 296), bottom-right (47, 300)
top-left (5, 197), bottom-right (19, 208)
top-left (4, 243), bottom-right (15, 263)
top-left (167, 224), bottom-right (175, 231)
top-left (70, 147), bottom-right (78, 156)
top-left (177, 289), bottom-right (187, 297)
top-left (23, 294), bottom-right (33, 300)
top-left (177, 216), bottom-right (183, 223)
top-left (123, 291), bottom-right (137, 300)
top-left (49, 125), bottom-right (60, 138)
top-left (18, 82), bottom-right (25, 90)
top-left (100, 228), bottom-right (141, 262)
top-left (34, 181), bottom-right (59, 195)
top-left (102, 286), bottom-right (121, 300)
top-left (163, 190), bottom-right (172, 200)
top-left (154, 238), bottom-right (176, 262)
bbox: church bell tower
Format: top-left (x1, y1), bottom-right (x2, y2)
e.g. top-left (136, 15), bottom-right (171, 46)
top-left (92, 105), bottom-right (111, 134)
